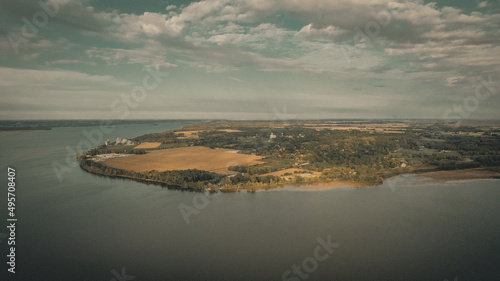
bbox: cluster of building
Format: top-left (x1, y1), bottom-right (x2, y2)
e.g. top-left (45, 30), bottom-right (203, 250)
top-left (91, 153), bottom-right (130, 162)
top-left (104, 138), bottom-right (134, 146)
top-left (268, 132), bottom-right (305, 140)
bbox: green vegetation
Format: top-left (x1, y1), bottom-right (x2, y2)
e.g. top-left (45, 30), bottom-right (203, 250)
top-left (86, 145), bottom-right (143, 155)
top-left (79, 120), bottom-right (500, 191)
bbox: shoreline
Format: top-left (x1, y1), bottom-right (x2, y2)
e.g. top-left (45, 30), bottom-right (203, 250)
top-left (289, 168), bottom-right (500, 191)
top-left (413, 168), bottom-right (500, 181)
top-left (0, 130), bottom-right (40, 133)
top-left (284, 181), bottom-right (371, 191)
top-left (81, 164), bottom-right (500, 192)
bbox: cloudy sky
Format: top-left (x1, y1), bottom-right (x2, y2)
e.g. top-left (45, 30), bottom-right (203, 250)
top-left (1, 0), bottom-right (499, 120)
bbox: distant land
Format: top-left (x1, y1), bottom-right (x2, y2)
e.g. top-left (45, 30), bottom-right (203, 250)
top-left (0, 119), bottom-right (202, 132)
top-left (77, 120), bottom-right (500, 191)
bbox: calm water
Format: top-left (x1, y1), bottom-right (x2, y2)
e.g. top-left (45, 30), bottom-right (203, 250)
top-left (0, 121), bottom-right (499, 281)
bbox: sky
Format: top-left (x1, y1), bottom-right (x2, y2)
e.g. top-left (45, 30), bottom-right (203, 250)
top-left (0, 0), bottom-right (499, 120)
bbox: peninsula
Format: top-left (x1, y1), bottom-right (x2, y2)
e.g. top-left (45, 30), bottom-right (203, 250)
top-left (78, 120), bottom-right (500, 191)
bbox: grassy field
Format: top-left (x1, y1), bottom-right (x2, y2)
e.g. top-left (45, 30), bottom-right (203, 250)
top-left (102, 146), bottom-right (264, 175)
top-left (134, 142), bottom-right (161, 149)
top-left (304, 121), bottom-right (411, 133)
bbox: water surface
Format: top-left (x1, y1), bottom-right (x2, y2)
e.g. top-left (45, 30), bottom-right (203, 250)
top-left (0, 122), bottom-right (499, 281)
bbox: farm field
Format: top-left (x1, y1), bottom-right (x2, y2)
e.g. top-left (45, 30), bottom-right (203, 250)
top-left (134, 142), bottom-right (162, 149)
top-left (102, 146), bottom-right (264, 175)
top-left (304, 121), bottom-right (413, 133)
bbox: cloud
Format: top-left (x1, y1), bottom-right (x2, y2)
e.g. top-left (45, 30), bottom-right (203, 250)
top-left (295, 24), bottom-right (346, 40)
top-left (227, 76), bottom-right (245, 83)
top-left (445, 76), bottom-right (466, 87)
top-left (478, 1), bottom-right (490, 8)
top-left (0, 0), bottom-right (109, 33)
top-left (166, 37), bottom-right (330, 74)
top-left (8, 0), bottom-right (495, 77)
top-left (0, 66), bottom-right (129, 88)
top-left (0, 36), bottom-right (72, 58)
top-left (204, 23), bottom-right (293, 52)
top-left (186, 60), bottom-right (240, 73)
top-left (112, 12), bottom-right (184, 38)
top-left (45, 59), bottom-right (97, 66)
top-left (1, 0), bottom-right (500, 120)
top-left (0, 66), bottom-right (135, 119)
top-left (86, 46), bottom-right (177, 69)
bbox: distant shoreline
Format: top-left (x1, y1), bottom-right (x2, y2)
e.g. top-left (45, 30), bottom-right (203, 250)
top-left (1, 130), bottom-right (40, 133)
top-left (287, 168), bottom-right (500, 191)
top-left (409, 168), bottom-right (500, 182)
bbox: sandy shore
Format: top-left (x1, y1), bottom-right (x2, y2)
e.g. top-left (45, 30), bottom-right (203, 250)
top-left (285, 181), bottom-right (369, 191)
top-left (416, 168), bottom-right (500, 181)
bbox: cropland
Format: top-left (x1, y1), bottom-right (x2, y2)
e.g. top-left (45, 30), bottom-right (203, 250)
top-left (102, 146), bottom-right (263, 175)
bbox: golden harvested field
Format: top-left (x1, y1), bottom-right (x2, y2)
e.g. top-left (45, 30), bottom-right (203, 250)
top-left (134, 142), bottom-right (162, 149)
top-left (304, 124), bottom-right (407, 133)
top-left (102, 146), bottom-right (264, 175)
